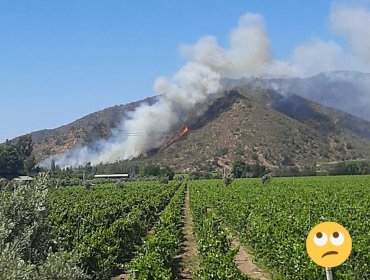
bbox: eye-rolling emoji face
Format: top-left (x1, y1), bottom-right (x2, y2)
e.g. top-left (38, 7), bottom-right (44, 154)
top-left (306, 222), bottom-right (352, 268)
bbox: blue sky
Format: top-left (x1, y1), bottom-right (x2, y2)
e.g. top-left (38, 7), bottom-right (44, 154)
top-left (0, 1), bottom-right (336, 140)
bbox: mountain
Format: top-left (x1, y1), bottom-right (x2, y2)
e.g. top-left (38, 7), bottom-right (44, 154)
top-left (15, 97), bottom-right (158, 163)
top-left (227, 71), bottom-right (370, 121)
top-left (11, 71), bottom-right (370, 171)
top-left (143, 88), bottom-right (370, 172)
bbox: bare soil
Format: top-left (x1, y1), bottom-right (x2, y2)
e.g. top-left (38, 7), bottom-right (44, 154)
top-left (173, 186), bottom-right (199, 279)
top-left (114, 187), bottom-right (271, 280)
top-left (231, 239), bottom-right (271, 280)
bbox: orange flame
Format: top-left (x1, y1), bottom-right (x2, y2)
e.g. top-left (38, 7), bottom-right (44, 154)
top-left (180, 126), bottom-right (189, 136)
top-left (161, 126), bottom-right (189, 151)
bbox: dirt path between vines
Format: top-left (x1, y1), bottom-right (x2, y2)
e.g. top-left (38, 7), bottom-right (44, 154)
top-left (173, 185), bottom-right (199, 279)
top-left (231, 238), bottom-right (271, 280)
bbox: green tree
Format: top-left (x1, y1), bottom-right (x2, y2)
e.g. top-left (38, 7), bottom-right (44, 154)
top-left (0, 143), bottom-right (22, 178)
top-left (0, 173), bottom-right (90, 279)
top-left (140, 164), bottom-right (161, 177)
top-left (250, 163), bottom-right (266, 178)
top-left (23, 156), bottom-right (36, 175)
top-left (232, 160), bottom-right (267, 178)
top-left (160, 166), bottom-right (175, 180)
top-left (50, 159), bottom-right (56, 174)
top-left (231, 159), bottom-right (247, 178)
top-left (15, 136), bottom-right (33, 160)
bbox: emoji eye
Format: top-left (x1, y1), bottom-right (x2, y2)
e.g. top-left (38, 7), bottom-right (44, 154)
top-left (330, 231), bottom-right (344, 246)
top-left (314, 232), bottom-right (328, 246)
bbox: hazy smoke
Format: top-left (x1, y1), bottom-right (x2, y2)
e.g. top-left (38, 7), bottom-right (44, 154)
top-left (331, 4), bottom-right (370, 65)
top-left (44, 62), bottom-right (222, 167)
top-left (180, 13), bottom-right (272, 78)
top-left (43, 2), bottom-right (370, 168)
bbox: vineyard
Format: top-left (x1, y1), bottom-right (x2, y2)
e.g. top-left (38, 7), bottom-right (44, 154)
top-left (188, 176), bottom-right (370, 279)
top-left (5, 175), bottom-right (366, 279)
top-left (48, 181), bottom-right (180, 279)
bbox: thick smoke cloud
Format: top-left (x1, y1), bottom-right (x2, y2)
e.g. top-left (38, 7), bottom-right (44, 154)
top-left (44, 2), bottom-right (370, 168)
top-left (180, 13), bottom-right (272, 78)
top-left (331, 4), bottom-right (370, 64)
top-left (45, 62), bottom-right (222, 167)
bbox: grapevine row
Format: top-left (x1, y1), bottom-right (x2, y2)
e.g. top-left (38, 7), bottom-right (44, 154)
top-left (189, 183), bottom-right (249, 280)
top-left (48, 181), bottom-right (180, 279)
top-left (191, 176), bottom-right (370, 279)
top-left (127, 183), bottom-right (185, 279)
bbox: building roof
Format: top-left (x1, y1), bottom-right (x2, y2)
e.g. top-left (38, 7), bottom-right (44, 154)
top-left (94, 174), bottom-right (129, 178)
top-left (14, 176), bottom-right (34, 181)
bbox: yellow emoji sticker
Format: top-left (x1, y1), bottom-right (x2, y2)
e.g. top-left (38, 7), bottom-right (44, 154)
top-left (306, 222), bottom-right (352, 268)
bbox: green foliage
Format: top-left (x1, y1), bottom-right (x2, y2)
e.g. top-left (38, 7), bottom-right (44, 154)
top-left (140, 164), bottom-right (175, 181)
top-left (329, 161), bottom-right (370, 175)
top-left (159, 176), bottom-right (169, 184)
top-left (23, 156), bottom-right (36, 175)
top-left (189, 171), bottom-right (213, 180)
top-left (160, 165), bottom-right (175, 180)
top-left (232, 160), bottom-right (267, 178)
top-left (48, 182), bottom-right (179, 279)
top-left (223, 173), bottom-right (233, 186)
top-left (0, 143), bottom-right (22, 178)
top-left (128, 184), bottom-right (185, 279)
top-left (0, 136), bottom-right (35, 178)
top-left (281, 154), bottom-right (295, 166)
top-left (189, 183), bottom-right (247, 279)
top-left (140, 164), bottom-right (161, 177)
top-left (190, 176), bottom-right (370, 279)
top-left (261, 174), bottom-right (271, 185)
top-left (231, 159), bottom-right (247, 178)
top-left (276, 166), bottom-right (300, 177)
top-left (15, 136), bottom-right (33, 161)
top-left (0, 173), bottom-right (89, 280)
top-left (0, 177), bottom-right (9, 190)
top-left (300, 165), bottom-right (317, 176)
top-left (115, 180), bottom-right (126, 189)
top-left (214, 147), bottom-right (229, 157)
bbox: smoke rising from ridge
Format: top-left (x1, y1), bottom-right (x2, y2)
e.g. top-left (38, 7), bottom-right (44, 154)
top-left (44, 2), bottom-right (370, 168)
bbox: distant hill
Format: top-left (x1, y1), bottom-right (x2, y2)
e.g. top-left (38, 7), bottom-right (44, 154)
top-left (15, 97), bottom-right (158, 163)
top-left (227, 71), bottom-right (370, 121)
top-left (147, 88), bottom-right (370, 172)
top-left (10, 71), bottom-right (370, 171)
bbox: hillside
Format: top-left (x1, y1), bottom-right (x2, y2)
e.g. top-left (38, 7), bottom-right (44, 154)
top-left (226, 71), bottom-right (370, 121)
top-left (143, 88), bottom-right (370, 172)
top-left (15, 97), bottom-right (158, 162)
top-left (10, 72), bottom-right (370, 171)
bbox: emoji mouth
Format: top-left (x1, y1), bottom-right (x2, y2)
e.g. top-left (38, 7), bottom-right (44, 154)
top-left (322, 251), bottom-right (338, 258)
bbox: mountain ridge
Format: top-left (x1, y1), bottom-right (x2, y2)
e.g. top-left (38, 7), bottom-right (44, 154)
top-left (8, 71), bottom-right (370, 171)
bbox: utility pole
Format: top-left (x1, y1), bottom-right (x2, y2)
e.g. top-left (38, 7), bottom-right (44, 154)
top-left (325, 268), bottom-right (334, 280)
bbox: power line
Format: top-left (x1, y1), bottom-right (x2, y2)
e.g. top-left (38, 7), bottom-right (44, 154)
top-left (112, 130), bottom-right (181, 135)
top-left (0, 129), bottom-right (186, 141)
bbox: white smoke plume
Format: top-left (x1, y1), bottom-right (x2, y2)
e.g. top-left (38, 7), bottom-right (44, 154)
top-left (44, 2), bottom-right (370, 168)
top-left (44, 62), bottom-right (222, 167)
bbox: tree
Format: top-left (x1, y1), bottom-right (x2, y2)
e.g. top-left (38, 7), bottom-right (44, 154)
top-left (23, 156), bottom-right (36, 175)
top-left (231, 159), bottom-right (247, 178)
top-left (0, 173), bottom-right (90, 279)
top-left (232, 160), bottom-right (267, 178)
top-left (50, 159), bottom-right (56, 174)
top-left (140, 164), bottom-right (161, 177)
top-left (250, 163), bottom-right (266, 178)
top-left (223, 173), bottom-right (233, 186)
top-left (0, 143), bottom-right (22, 178)
top-left (15, 136), bottom-right (33, 160)
top-left (160, 166), bottom-right (175, 180)
top-left (0, 136), bottom-right (35, 178)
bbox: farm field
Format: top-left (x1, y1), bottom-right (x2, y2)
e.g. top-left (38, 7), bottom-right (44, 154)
top-left (48, 181), bottom-right (181, 279)
top-left (43, 176), bottom-right (370, 279)
top-left (189, 176), bottom-right (370, 279)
